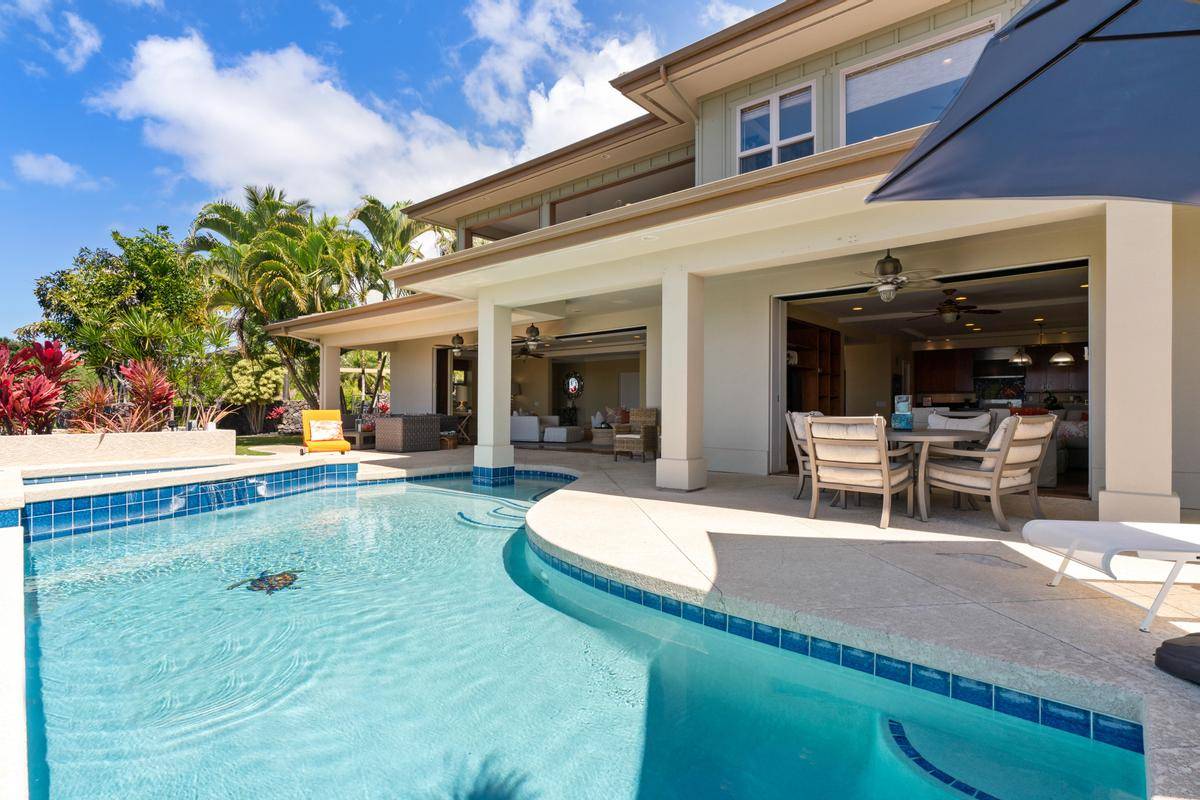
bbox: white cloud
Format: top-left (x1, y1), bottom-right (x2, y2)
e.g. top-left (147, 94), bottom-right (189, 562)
top-left (91, 33), bottom-right (512, 211)
top-left (462, 0), bottom-right (586, 127)
top-left (53, 11), bottom-right (101, 72)
top-left (12, 151), bottom-right (98, 189)
top-left (459, 0), bottom-right (654, 154)
top-left (518, 32), bottom-right (655, 160)
top-left (317, 0), bottom-right (348, 29)
top-left (701, 0), bottom-right (756, 30)
top-left (90, 12), bottom-right (658, 213)
top-left (114, 0), bottom-right (164, 7)
top-left (3, 0), bottom-right (53, 32)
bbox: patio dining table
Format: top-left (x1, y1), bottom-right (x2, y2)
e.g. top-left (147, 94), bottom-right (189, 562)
top-left (887, 427), bottom-right (991, 522)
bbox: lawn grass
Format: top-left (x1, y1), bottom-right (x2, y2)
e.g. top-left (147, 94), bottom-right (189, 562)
top-left (236, 433), bottom-right (301, 456)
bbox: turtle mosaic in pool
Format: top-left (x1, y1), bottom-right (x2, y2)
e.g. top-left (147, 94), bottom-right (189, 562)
top-left (226, 570), bottom-right (303, 595)
top-left (23, 477), bottom-right (1146, 799)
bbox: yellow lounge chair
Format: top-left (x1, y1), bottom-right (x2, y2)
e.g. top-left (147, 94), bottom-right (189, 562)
top-left (301, 409), bottom-right (351, 454)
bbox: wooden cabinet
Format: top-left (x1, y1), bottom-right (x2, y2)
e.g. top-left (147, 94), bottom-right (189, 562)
top-left (786, 319), bottom-right (843, 416)
top-left (914, 349), bottom-right (973, 395)
top-left (1025, 344), bottom-right (1087, 394)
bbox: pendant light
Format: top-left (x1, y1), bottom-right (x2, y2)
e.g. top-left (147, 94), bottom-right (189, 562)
top-left (450, 334), bottom-right (464, 357)
top-left (1009, 344), bottom-right (1033, 366)
top-left (1050, 341), bottom-right (1076, 366)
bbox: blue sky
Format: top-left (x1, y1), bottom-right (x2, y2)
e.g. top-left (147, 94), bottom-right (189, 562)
top-left (0, 0), bottom-right (768, 335)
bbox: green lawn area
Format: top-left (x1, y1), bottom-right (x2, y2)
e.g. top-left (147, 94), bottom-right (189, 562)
top-left (236, 433), bottom-right (302, 456)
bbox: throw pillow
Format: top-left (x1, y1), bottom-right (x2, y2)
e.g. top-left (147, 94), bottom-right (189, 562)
top-left (309, 419), bottom-right (343, 442)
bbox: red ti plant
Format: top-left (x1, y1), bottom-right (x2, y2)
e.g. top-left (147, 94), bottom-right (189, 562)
top-left (0, 341), bottom-right (81, 435)
top-left (72, 360), bottom-right (177, 433)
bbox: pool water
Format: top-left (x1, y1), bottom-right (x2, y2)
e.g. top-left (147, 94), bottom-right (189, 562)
top-left (24, 479), bottom-right (1146, 799)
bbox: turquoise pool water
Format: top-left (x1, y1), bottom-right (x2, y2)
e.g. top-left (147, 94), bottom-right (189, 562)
top-left (24, 479), bottom-right (1145, 799)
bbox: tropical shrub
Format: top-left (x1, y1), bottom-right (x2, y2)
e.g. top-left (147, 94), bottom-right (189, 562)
top-left (71, 384), bottom-right (114, 430)
top-left (72, 359), bottom-right (177, 433)
top-left (0, 341), bottom-right (81, 435)
top-left (222, 357), bottom-right (283, 434)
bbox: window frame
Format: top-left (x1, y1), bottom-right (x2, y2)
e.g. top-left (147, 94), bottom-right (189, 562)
top-left (837, 17), bottom-right (999, 147)
top-left (732, 79), bottom-right (819, 175)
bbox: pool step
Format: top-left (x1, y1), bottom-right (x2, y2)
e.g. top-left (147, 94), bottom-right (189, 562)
top-left (885, 719), bottom-right (1002, 800)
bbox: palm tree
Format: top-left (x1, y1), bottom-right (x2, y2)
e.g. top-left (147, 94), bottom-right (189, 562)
top-left (348, 196), bottom-right (430, 290)
top-left (189, 186), bottom-right (325, 405)
top-left (347, 196), bottom-right (431, 407)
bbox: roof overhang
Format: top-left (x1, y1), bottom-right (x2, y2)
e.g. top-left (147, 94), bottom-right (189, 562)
top-left (385, 125), bottom-right (1103, 309)
top-left (403, 114), bottom-right (692, 229)
top-left (387, 126), bottom-right (928, 292)
top-left (264, 293), bottom-right (560, 349)
top-left (611, 0), bottom-right (948, 123)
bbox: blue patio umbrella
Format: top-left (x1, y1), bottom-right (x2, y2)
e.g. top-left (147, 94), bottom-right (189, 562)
top-left (867, 0), bottom-right (1200, 205)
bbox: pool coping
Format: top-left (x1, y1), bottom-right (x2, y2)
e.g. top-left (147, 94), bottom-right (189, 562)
top-left (524, 533), bottom-right (1145, 755)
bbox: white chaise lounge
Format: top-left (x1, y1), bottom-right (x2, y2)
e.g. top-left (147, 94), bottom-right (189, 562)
top-left (1023, 519), bottom-right (1200, 632)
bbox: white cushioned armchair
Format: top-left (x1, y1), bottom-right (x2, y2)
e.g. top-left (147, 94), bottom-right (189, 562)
top-left (921, 414), bottom-right (1058, 531)
top-left (803, 415), bottom-right (915, 529)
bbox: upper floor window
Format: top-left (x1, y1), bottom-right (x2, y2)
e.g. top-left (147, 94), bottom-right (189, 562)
top-left (843, 24), bottom-right (993, 146)
top-left (737, 84), bottom-right (814, 175)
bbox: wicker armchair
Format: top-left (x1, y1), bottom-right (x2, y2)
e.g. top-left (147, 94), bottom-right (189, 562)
top-left (613, 408), bottom-right (658, 462)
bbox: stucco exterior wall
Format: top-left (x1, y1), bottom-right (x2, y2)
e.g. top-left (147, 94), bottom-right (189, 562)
top-left (0, 430), bottom-right (235, 469)
top-left (701, 218), bottom-right (1106, 477)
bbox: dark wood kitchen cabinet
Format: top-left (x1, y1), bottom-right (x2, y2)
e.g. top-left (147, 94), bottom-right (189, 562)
top-left (1025, 344), bottom-right (1088, 394)
top-left (914, 349), bottom-right (973, 394)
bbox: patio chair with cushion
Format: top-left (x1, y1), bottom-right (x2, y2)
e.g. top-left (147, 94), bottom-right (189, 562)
top-left (783, 410), bottom-right (823, 498)
top-left (613, 408), bottom-right (658, 462)
top-left (301, 409), bottom-right (351, 454)
top-left (921, 414), bottom-right (1058, 531)
top-left (803, 415), bottom-right (914, 529)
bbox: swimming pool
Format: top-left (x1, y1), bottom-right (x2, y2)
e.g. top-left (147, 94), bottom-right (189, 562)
top-left (24, 478), bottom-right (1146, 799)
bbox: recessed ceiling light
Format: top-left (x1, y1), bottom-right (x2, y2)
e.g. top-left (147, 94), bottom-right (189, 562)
top-left (851, 306), bottom-right (864, 311)
top-left (964, 322), bottom-right (975, 327)
top-left (1033, 317), bottom-right (1045, 323)
top-left (944, 338), bottom-right (950, 342)
top-left (973, 327), bottom-right (983, 332)
top-left (586, 339), bottom-right (593, 343)
top-left (1080, 282), bottom-right (1089, 289)
top-left (633, 335), bottom-right (640, 339)
top-left (955, 295), bottom-right (967, 301)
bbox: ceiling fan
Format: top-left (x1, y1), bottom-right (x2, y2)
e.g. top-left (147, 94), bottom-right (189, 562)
top-left (448, 324), bottom-right (552, 357)
top-left (910, 289), bottom-right (1002, 323)
top-left (513, 342), bottom-right (545, 360)
top-left (823, 249), bottom-right (940, 303)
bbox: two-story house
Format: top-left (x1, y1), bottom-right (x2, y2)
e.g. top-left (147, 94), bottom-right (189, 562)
top-left (268, 0), bottom-right (1200, 523)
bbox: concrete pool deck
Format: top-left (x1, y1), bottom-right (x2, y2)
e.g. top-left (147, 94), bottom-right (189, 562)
top-left (254, 444), bottom-right (1200, 800)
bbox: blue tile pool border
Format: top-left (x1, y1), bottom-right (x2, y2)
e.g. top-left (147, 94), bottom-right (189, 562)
top-left (22, 465), bottom-right (219, 485)
top-left (20, 463), bottom-right (359, 542)
top-left (20, 467), bottom-right (576, 542)
top-left (525, 536), bottom-right (1144, 755)
top-left (887, 719), bottom-right (1003, 800)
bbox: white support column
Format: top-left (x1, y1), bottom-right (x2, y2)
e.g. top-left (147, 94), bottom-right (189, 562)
top-left (1098, 201), bottom-right (1180, 522)
top-left (645, 309), bottom-right (662, 409)
top-left (475, 295), bottom-right (515, 482)
top-left (656, 266), bottom-right (707, 491)
top-left (318, 343), bottom-right (342, 411)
